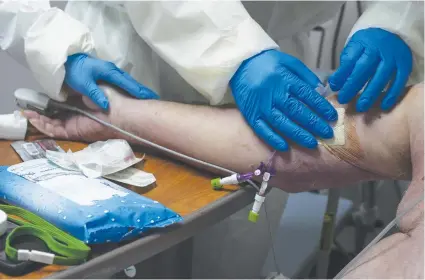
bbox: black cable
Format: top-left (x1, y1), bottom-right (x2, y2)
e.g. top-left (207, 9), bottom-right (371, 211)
top-left (313, 26), bottom-right (326, 69)
top-left (332, 1), bottom-right (364, 70)
top-left (356, 0), bottom-right (363, 17)
top-left (331, 3), bottom-right (346, 70)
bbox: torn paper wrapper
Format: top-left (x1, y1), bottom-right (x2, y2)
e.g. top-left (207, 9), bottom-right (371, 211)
top-left (0, 111), bottom-right (28, 140)
top-left (45, 139), bottom-right (156, 187)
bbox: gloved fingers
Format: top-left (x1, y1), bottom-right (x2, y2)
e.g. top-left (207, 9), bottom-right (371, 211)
top-left (289, 79), bottom-right (338, 122)
top-left (100, 64), bottom-right (159, 100)
top-left (253, 119), bottom-right (289, 151)
top-left (80, 82), bottom-right (110, 110)
top-left (269, 108), bottom-right (318, 149)
top-left (328, 42), bottom-right (364, 91)
top-left (381, 68), bottom-right (410, 110)
top-left (337, 51), bottom-right (380, 104)
top-left (282, 56), bottom-right (321, 87)
top-left (275, 95), bottom-right (334, 139)
top-left (356, 60), bottom-right (395, 112)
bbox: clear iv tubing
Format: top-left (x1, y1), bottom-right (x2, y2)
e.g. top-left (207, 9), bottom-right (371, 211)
top-left (334, 194), bottom-right (424, 279)
top-left (49, 100), bottom-right (261, 192)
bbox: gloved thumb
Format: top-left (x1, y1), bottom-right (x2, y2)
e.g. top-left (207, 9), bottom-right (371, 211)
top-left (81, 96), bottom-right (102, 111)
top-left (101, 66), bottom-right (159, 100)
top-left (82, 82), bottom-right (110, 110)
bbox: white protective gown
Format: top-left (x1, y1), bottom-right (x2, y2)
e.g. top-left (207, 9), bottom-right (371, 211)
top-left (0, 1), bottom-right (423, 278)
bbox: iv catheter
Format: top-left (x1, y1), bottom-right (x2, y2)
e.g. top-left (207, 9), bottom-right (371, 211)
top-left (211, 151), bottom-right (277, 222)
top-left (248, 151), bottom-right (276, 222)
top-left (210, 162), bottom-right (266, 190)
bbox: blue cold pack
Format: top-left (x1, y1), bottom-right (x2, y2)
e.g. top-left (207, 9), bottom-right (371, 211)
top-left (0, 166), bottom-right (182, 244)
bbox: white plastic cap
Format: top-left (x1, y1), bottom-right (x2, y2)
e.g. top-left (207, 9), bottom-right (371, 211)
top-left (0, 111), bottom-right (27, 140)
top-left (17, 249), bottom-right (55, 264)
top-left (0, 210), bottom-right (7, 237)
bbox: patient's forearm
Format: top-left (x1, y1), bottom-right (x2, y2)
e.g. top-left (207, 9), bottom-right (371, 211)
top-left (111, 101), bottom-right (368, 191)
top-left (107, 85), bottom-right (419, 191)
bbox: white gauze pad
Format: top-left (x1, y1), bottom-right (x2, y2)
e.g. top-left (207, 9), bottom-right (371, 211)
top-left (320, 108), bottom-right (345, 146)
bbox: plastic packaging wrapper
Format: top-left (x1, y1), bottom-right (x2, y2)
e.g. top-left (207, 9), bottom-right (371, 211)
top-left (0, 159), bottom-right (182, 244)
top-left (11, 139), bottom-right (65, 161)
top-left (46, 139), bottom-right (142, 178)
top-left (12, 139), bottom-right (156, 187)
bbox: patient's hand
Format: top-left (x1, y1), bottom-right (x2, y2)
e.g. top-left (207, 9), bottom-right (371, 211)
top-left (23, 85), bottom-right (126, 142)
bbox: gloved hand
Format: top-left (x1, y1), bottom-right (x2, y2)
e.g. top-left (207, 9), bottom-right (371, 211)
top-left (329, 28), bottom-right (413, 112)
top-left (65, 53), bottom-right (159, 110)
top-left (230, 49), bottom-right (338, 151)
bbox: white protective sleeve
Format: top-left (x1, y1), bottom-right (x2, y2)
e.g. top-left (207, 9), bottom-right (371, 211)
top-left (124, 1), bottom-right (279, 105)
top-left (0, 0), bottom-right (95, 101)
top-left (348, 1), bottom-right (424, 85)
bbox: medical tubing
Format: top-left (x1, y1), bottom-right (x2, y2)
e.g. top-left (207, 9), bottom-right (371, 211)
top-left (49, 101), bottom-right (260, 192)
top-left (334, 194), bottom-right (424, 279)
top-left (0, 204), bottom-right (90, 265)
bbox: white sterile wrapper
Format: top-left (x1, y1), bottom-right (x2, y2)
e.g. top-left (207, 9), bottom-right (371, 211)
top-left (0, 111), bottom-right (28, 140)
top-left (46, 139), bottom-right (143, 178)
top-left (105, 167), bottom-right (156, 187)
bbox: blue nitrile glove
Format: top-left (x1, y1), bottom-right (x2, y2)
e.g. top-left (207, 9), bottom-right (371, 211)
top-left (230, 49), bottom-right (338, 151)
top-left (65, 53), bottom-right (159, 110)
top-left (329, 28), bottom-right (413, 112)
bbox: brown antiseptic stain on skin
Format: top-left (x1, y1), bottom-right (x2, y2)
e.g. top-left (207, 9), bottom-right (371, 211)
top-left (320, 96), bottom-right (365, 170)
top-left (320, 96), bottom-right (407, 180)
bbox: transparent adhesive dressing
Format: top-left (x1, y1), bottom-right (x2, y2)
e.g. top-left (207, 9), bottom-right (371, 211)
top-left (316, 83), bottom-right (337, 98)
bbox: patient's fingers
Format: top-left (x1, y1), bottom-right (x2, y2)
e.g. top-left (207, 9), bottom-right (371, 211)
top-left (23, 110), bottom-right (69, 139)
top-left (22, 110), bottom-right (40, 120)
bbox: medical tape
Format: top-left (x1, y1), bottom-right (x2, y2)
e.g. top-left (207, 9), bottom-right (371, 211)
top-left (0, 204), bottom-right (90, 265)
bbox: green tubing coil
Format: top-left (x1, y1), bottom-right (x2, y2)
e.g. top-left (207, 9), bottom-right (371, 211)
top-left (0, 205), bottom-right (90, 265)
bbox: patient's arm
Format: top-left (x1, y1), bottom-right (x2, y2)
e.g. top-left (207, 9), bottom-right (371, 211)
top-left (26, 84), bottom-right (419, 192)
top-left (106, 85), bottom-right (418, 192)
top-left (94, 85), bottom-right (425, 279)
top-left (26, 84), bottom-right (423, 278)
